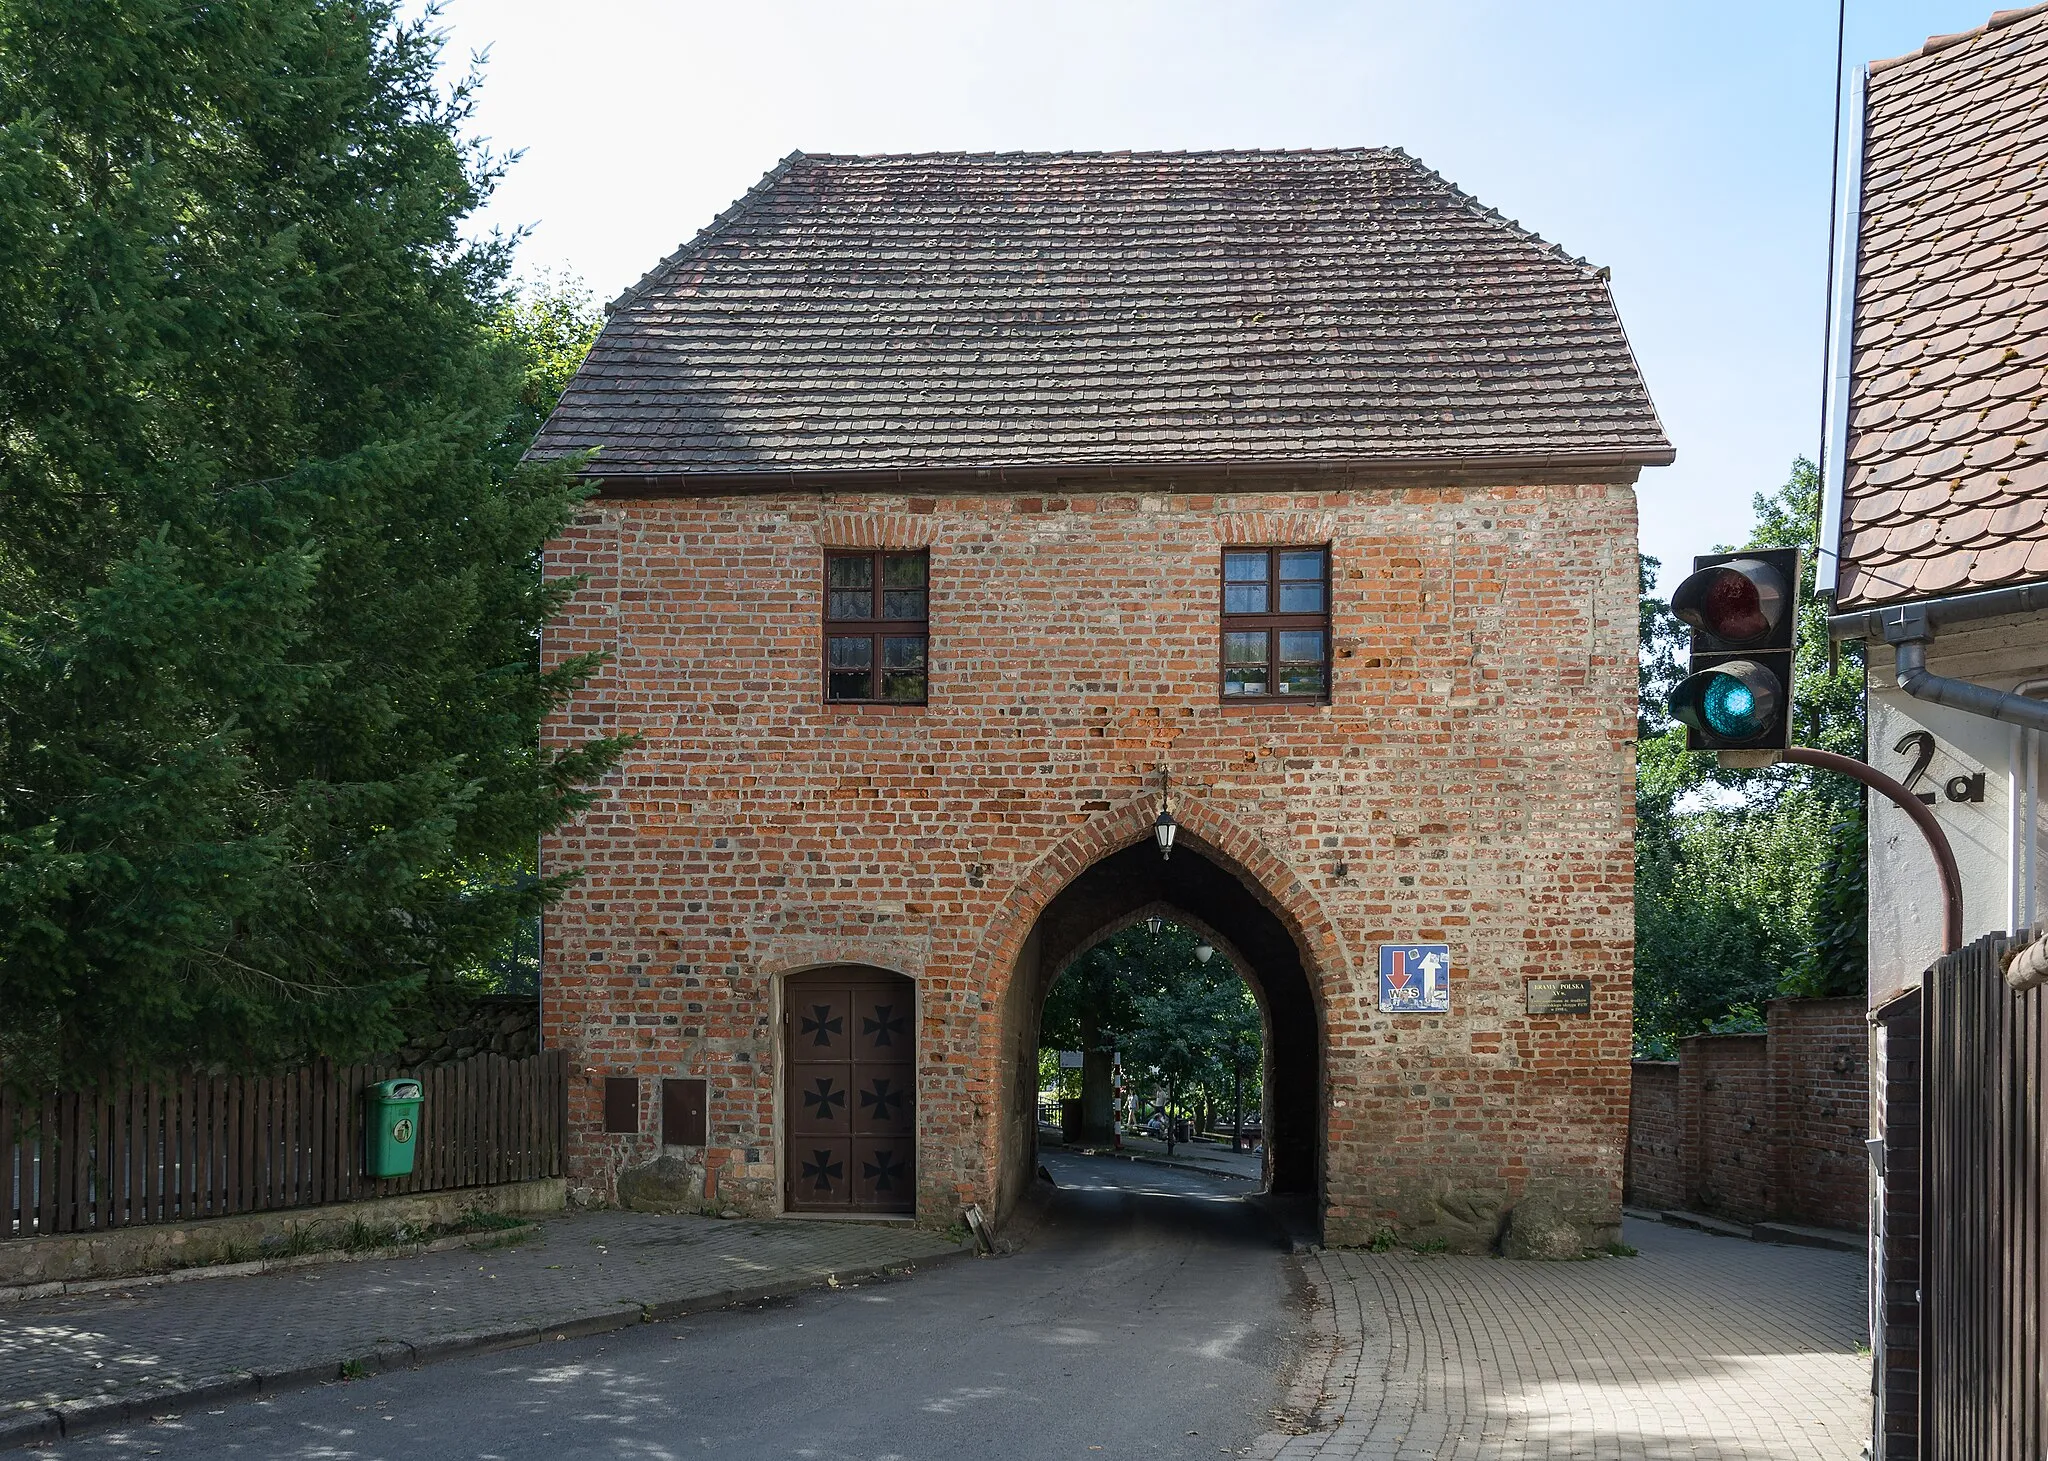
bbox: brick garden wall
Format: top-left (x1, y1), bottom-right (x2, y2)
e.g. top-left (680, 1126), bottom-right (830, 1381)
top-left (1770, 997), bottom-right (1869, 1226)
top-left (540, 470), bottom-right (1641, 1247)
top-left (1625, 1060), bottom-right (1681, 1210)
top-left (1626, 998), bottom-right (1867, 1230)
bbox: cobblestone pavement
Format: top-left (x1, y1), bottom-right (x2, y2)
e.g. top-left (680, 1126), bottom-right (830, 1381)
top-left (0, 1210), bottom-right (960, 1440)
top-left (1256, 1216), bottom-right (1867, 1461)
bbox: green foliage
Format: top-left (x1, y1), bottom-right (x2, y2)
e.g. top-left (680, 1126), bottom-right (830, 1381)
top-left (1040, 920), bottom-right (1263, 1129)
top-left (1634, 458), bottom-right (1868, 1056)
top-left (0, 0), bottom-right (624, 1095)
top-left (490, 272), bottom-right (603, 447)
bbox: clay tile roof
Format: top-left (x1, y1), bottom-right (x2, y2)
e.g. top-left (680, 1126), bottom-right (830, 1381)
top-left (1839, 5), bottom-right (2048, 608)
top-left (530, 149), bottom-right (1672, 480)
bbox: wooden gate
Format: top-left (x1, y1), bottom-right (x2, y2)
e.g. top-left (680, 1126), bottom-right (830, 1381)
top-left (1884, 928), bottom-right (2048, 1459)
top-left (784, 968), bottom-right (915, 1215)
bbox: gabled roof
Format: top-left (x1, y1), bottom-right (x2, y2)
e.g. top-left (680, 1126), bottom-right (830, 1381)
top-left (1836, 4), bottom-right (2048, 610)
top-left (531, 149), bottom-right (1671, 481)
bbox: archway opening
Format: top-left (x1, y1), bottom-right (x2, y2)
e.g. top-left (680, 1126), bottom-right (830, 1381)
top-left (997, 837), bottom-right (1324, 1229)
top-left (1038, 919), bottom-right (1263, 1159)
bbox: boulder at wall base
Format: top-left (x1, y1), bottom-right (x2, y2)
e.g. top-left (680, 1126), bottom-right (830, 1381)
top-left (1345, 1174), bottom-right (1508, 1253)
top-left (616, 1154), bottom-right (704, 1213)
top-left (1503, 1196), bottom-right (1591, 1260)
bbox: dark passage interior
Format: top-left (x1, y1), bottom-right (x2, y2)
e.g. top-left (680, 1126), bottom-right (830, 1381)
top-left (1000, 838), bottom-right (1323, 1227)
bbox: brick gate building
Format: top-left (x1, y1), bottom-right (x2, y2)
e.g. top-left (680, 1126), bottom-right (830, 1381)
top-left (533, 149), bottom-right (1670, 1249)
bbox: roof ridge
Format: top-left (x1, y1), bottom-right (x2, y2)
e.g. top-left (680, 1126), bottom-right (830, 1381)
top-left (788, 146), bottom-right (1403, 162)
top-left (1381, 147), bottom-right (1595, 273)
top-left (1871, 1), bottom-right (2048, 75)
top-left (606, 150), bottom-right (808, 315)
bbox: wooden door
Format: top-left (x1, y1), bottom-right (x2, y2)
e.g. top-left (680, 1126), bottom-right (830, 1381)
top-left (784, 968), bottom-right (915, 1214)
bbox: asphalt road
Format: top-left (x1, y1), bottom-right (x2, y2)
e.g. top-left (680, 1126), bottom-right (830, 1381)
top-left (46, 1152), bottom-right (1308, 1460)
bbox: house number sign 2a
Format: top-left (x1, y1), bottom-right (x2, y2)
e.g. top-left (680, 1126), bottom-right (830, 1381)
top-left (1893, 730), bottom-right (1986, 806)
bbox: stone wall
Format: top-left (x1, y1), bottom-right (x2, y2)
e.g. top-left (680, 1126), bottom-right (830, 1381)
top-left (1626, 997), bottom-right (1867, 1230)
top-left (540, 470), bottom-right (1641, 1248)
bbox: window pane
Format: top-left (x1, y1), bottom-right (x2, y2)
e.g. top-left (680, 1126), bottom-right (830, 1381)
top-left (882, 635), bottom-right (926, 670)
top-left (828, 557), bottom-right (873, 589)
top-left (1223, 550), bottom-right (1269, 583)
top-left (1223, 631), bottom-right (1268, 666)
top-left (882, 589), bottom-right (926, 620)
top-left (1278, 550), bottom-right (1325, 580)
top-left (1278, 630), bottom-right (1324, 663)
top-left (1279, 663), bottom-right (1327, 696)
top-left (881, 670), bottom-right (927, 702)
top-left (1278, 581), bottom-right (1324, 612)
top-left (828, 670), bottom-right (872, 701)
top-left (1224, 583), bottom-right (1269, 614)
top-left (828, 636), bottom-right (872, 669)
top-left (828, 590), bottom-right (872, 620)
top-left (883, 553), bottom-right (927, 588)
top-left (1223, 666), bottom-right (1269, 696)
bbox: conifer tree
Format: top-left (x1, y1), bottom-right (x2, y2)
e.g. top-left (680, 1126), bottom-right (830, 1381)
top-left (0, 1), bottom-right (624, 1092)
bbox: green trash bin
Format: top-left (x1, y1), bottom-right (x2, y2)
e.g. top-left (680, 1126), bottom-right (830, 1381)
top-left (364, 1078), bottom-right (424, 1178)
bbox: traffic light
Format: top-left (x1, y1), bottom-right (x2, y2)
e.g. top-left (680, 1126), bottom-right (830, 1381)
top-left (1667, 548), bottom-right (1800, 751)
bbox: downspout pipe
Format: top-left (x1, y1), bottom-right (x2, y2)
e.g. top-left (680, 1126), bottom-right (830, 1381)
top-left (1830, 590), bottom-right (2048, 733)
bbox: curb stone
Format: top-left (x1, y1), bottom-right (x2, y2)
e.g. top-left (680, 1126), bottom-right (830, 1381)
top-left (1247, 1251), bottom-right (1344, 1459)
top-left (0, 1223), bottom-right (541, 1307)
top-left (1633, 1206), bottom-right (1866, 1254)
top-left (1059, 1148), bottom-right (1260, 1184)
top-left (1, 1249), bottom-right (968, 1452)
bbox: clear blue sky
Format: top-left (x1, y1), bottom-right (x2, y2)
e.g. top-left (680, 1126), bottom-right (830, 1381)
top-left (436, 1), bottom-right (2004, 587)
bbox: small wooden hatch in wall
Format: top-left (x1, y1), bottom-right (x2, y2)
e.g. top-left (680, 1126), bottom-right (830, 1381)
top-left (662, 1077), bottom-right (707, 1147)
top-left (603, 1076), bottom-right (639, 1134)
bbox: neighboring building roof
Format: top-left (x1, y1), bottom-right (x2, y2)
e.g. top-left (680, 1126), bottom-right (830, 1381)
top-left (532, 149), bottom-right (1671, 481)
top-left (1836, 4), bottom-right (2048, 610)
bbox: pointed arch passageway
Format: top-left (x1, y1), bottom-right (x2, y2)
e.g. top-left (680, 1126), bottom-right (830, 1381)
top-left (994, 829), bottom-right (1327, 1233)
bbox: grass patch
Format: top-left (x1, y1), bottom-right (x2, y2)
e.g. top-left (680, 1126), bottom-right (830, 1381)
top-left (339, 1358), bottom-right (369, 1381)
top-left (1604, 1241), bottom-right (1639, 1258)
top-left (448, 1208), bottom-right (527, 1235)
top-left (1408, 1237), bottom-right (1450, 1255)
top-left (1364, 1227), bottom-right (1400, 1253)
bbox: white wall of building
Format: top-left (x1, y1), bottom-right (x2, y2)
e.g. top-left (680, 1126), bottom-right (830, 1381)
top-left (1866, 617), bottom-right (2048, 1001)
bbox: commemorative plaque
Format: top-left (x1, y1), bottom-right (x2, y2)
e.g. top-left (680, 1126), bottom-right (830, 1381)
top-left (1524, 978), bottom-right (1592, 1015)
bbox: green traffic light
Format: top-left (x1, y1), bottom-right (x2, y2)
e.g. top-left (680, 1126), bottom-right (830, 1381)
top-left (1701, 674), bottom-right (1760, 738)
top-left (1670, 660), bottom-right (1783, 748)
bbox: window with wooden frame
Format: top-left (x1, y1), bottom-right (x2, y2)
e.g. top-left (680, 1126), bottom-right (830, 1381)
top-left (1220, 546), bottom-right (1330, 700)
top-left (824, 550), bottom-right (929, 704)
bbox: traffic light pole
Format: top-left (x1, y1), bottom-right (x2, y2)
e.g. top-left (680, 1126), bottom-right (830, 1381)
top-left (1778, 746), bottom-right (1963, 954)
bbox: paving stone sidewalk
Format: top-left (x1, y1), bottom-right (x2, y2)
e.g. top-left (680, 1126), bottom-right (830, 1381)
top-left (1257, 1216), bottom-right (1868, 1461)
top-left (0, 1211), bottom-right (961, 1449)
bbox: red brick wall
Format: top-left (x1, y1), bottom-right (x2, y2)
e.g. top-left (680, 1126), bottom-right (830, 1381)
top-left (1689, 1033), bottom-right (1773, 1221)
top-left (1769, 997), bottom-right (1869, 1230)
top-left (1626, 1061), bottom-right (1682, 1210)
top-left (1626, 998), bottom-right (1868, 1230)
top-left (539, 470), bottom-right (1641, 1247)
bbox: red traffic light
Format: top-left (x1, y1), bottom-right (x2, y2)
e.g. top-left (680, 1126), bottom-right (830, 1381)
top-left (1671, 557), bottom-right (1791, 649)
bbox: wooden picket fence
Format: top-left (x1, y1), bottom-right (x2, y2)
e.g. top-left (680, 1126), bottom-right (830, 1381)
top-left (1, 1051), bottom-right (565, 1240)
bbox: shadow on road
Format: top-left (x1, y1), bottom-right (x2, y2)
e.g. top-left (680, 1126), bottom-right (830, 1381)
top-left (44, 1151), bottom-right (1311, 1461)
